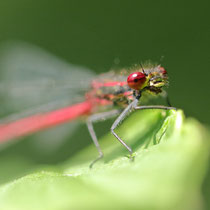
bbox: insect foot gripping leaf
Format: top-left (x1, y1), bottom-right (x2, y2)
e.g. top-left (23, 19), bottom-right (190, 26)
top-left (0, 109), bottom-right (209, 210)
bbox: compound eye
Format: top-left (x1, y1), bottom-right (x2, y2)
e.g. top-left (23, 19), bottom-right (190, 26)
top-left (159, 66), bottom-right (167, 74)
top-left (127, 72), bottom-right (146, 90)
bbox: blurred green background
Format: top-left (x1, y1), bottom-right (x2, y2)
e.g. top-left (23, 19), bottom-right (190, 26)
top-left (0, 1), bottom-right (210, 209)
top-left (0, 0), bottom-right (209, 124)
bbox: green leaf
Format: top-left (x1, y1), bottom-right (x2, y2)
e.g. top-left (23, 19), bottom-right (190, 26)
top-left (0, 109), bottom-right (209, 210)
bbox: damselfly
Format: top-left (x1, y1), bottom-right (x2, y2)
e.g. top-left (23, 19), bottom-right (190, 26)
top-left (0, 42), bottom-right (175, 167)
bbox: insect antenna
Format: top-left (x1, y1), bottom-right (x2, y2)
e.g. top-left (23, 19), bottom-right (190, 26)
top-left (140, 63), bottom-right (147, 75)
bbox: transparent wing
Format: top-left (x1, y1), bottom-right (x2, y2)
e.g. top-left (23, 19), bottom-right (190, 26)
top-left (0, 41), bottom-right (95, 121)
top-left (0, 41), bottom-right (95, 152)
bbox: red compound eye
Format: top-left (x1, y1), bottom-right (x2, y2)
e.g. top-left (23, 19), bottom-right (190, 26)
top-left (159, 66), bottom-right (167, 74)
top-left (127, 72), bottom-right (146, 90)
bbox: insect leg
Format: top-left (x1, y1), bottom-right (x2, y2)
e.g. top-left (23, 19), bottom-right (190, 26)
top-left (87, 109), bottom-right (121, 168)
top-left (134, 105), bottom-right (176, 110)
top-left (110, 99), bottom-right (139, 157)
top-left (110, 95), bottom-right (176, 161)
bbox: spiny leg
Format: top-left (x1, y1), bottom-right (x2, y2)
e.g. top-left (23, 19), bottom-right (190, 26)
top-left (86, 109), bottom-right (121, 168)
top-left (110, 98), bottom-right (176, 160)
top-left (110, 99), bottom-right (139, 160)
top-left (134, 105), bottom-right (176, 110)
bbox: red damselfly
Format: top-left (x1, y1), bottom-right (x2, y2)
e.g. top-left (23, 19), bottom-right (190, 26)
top-left (0, 42), bottom-right (175, 167)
